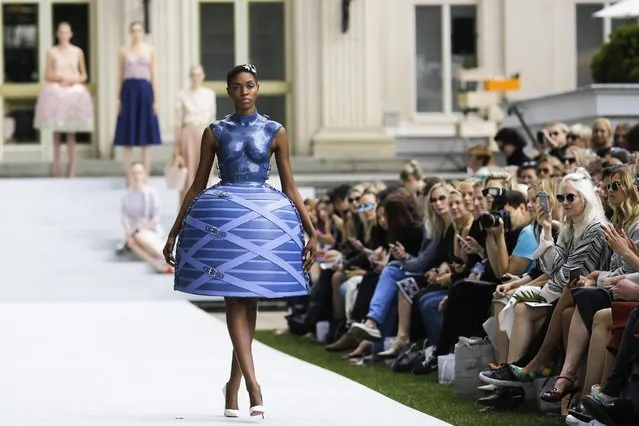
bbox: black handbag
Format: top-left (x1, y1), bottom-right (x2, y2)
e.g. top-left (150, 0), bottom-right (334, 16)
top-left (391, 339), bottom-right (428, 373)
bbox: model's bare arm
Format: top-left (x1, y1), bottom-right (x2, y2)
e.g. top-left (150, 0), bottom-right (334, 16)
top-left (164, 127), bottom-right (216, 265)
top-left (273, 128), bottom-right (317, 269)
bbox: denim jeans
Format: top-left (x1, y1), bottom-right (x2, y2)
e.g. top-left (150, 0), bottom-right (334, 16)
top-left (367, 265), bottom-right (403, 351)
top-left (417, 290), bottom-right (448, 347)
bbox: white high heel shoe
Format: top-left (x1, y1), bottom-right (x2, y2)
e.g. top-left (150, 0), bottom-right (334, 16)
top-left (249, 405), bottom-right (265, 419)
top-left (222, 384), bottom-right (240, 418)
top-left (249, 390), bottom-right (265, 419)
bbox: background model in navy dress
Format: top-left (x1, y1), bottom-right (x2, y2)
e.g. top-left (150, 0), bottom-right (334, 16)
top-left (174, 111), bottom-right (310, 298)
top-left (113, 52), bottom-right (162, 147)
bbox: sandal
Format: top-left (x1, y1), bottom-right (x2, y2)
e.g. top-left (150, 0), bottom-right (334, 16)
top-left (541, 376), bottom-right (577, 403)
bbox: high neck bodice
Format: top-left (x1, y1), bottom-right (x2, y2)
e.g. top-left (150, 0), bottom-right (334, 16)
top-left (211, 112), bottom-right (282, 185)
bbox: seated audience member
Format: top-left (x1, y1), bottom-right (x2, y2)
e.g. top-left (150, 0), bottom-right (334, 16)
top-left (400, 160), bottom-right (424, 196)
top-left (613, 122), bottom-right (632, 150)
top-left (466, 144), bottom-right (493, 180)
top-left (480, 169), bottom-right (611, 385)
top-left (119, 163), bottom-right (172, 274)
top-left (567, 123), bottom-right (592, 151)
top-left (494, 127), bottom-right (530, 167)
top-left (517, 161), bottom-right (537, 186)
top-left (348, 186), bottom-right (447, 350)
top-left (592, 117), bottom-right (614, 158)
top-left (492, 178), bottom-right (561, 364)
top-left (413, 188), bottom-right (537, 374)
top-left (378, 185), bottom-right (469, 357)
top-left (536, 154), bottom-right (565, 179)
top-left (541, 121), bottom-right (569, 161)
top-left (582, 308), bottom-right (639, 425)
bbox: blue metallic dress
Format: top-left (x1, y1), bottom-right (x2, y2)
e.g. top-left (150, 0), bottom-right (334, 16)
top-left (174, 111), bottom-right (310, 298)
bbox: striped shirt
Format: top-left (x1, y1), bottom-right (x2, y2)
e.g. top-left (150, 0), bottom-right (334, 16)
top-left (538, 217), bottom-right (611, 294)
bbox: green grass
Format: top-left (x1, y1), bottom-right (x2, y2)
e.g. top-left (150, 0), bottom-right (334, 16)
top-left (255, 331), bottom-right (564, 426)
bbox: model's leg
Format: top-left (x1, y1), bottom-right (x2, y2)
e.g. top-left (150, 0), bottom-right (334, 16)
top-left (142, 146), bottom-right (151, 177)
top-left (493, 301), bottom-right (509, 364)
top-left (53, 132), bottom-right (62, 177)
top-left (123, 146), bottom-right (133, 184)
top-left (225, 298), bottom-right (263, 409)
top-left (65, 133), bottom-right (77, 178)
top-left (582, 308), bottom-right (612, 395)
top-left (225, 351), bottom-right (241, 410)
top-left (522, 288), bottom-right (574, 372)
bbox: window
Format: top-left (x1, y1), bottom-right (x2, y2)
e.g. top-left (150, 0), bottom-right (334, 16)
top-left (198, 0), bottom-right (290, 125)
top-left (576, 2), bottom-right (638, 87)
top-left (52, 3), bottom-right (91, 82)
top-left (415, 3), bottom-right (477, 114)
top-left (3, 4), bottom-right (39, 83)
top-left (4, 99), bottom-right (38, 144)
top-left (200, 2), bottom-right (236, 81)
top-left (249, 2), bottom-right (285, 80)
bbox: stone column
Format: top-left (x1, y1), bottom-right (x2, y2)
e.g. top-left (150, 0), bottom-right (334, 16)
top-left (311, 0), bottom-right (394, 158)
top-left (290, 0), bottom-right (321, 155)
top-left (95, 0), bottom-right (127, 159)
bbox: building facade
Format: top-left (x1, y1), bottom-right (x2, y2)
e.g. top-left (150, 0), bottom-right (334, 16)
top-left (0, 0), bottom-right (633, 163)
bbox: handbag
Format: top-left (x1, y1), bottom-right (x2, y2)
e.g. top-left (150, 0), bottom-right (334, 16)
top-left (391, 339), bottom-right (428, 373)
top-left (453, 336), bottom-right (495, 399)
top-left (165, 157), bottom-right (187, 190)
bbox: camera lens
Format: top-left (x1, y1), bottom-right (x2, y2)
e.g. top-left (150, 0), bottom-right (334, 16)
top-left (479, 213), bottom-right (498, 229)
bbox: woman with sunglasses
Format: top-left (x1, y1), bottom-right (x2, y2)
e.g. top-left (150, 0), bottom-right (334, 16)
top-left (348, 186), bottom-right (450, 351)
top-left (488, 170), bottom-right (611, 394)
top-left (378, 187), bottom-right (471, 358)
top-left (326, 191), bottom-right (383, 346)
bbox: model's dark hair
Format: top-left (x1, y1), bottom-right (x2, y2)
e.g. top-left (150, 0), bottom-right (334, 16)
top-left (383, 188), bottom-right (423, 244)
top-left (226, 64), bottom-right (258, 86)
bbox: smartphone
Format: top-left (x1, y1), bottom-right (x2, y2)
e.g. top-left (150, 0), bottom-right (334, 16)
top-left (538, 191), bottom-right (550, 217)
top-left (536, 130), bottom-right (546, 145)
top-left (569, 267), bottom-right (580, 284)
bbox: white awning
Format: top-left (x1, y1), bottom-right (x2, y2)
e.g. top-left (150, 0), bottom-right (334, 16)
top-left (593, 0), bottom-right (639, 18)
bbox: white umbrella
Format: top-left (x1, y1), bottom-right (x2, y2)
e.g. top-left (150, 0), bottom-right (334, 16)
top-left (593, 0), bottom-right (639, 18)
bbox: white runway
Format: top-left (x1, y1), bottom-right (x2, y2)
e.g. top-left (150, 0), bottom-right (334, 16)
top-left (0, 178), bottom-right (448, 425)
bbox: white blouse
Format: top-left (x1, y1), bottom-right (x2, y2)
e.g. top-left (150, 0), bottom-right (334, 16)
top-left (176, 87), bottom-right (217, 127)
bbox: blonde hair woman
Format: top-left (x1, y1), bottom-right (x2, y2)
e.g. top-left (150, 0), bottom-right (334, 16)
top-left (592, 117), bottom-right (614, 156)
top-left (503, 169), bottom-right (610, 367)
top-left (173, 64), bottom-right (217, 201)
top-left (399, 160), bottom-right (424, 195)
top-left (120, 163), bottom-right (172, 274)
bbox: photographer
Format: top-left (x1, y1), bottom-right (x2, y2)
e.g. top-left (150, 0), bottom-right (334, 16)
top-left (483, 190), bottom-right (537, 280)
top-left (413, 189), bottom-right (537, 375)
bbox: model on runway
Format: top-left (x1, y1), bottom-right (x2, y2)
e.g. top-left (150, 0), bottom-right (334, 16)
top-left (163, 64), bottom-right (316, 419)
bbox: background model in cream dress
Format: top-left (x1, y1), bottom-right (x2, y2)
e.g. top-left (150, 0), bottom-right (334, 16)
top-left (34, 22), bottom-right (94, 178)
top-left (173, 65), bottom-right (217, 201)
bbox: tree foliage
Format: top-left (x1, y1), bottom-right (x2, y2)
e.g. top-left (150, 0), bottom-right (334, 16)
top-left (592, 24), bottom-right (639, 83)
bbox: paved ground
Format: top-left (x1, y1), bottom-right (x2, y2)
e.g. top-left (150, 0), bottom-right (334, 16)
top-left (0, 177), bottom-right (448, 425)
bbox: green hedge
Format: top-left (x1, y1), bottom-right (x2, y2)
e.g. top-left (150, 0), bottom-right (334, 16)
top-left (591, 24), bottom-right (639, 83)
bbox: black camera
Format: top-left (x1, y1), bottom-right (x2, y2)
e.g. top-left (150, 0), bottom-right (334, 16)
top-left (478, 210), bottom-right (511, 232)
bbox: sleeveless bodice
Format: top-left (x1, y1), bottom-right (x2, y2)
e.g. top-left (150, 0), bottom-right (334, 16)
top-left (123, 53), bottom-right (151, 80)
top-left (211, 112), bottom-right (282, 185)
